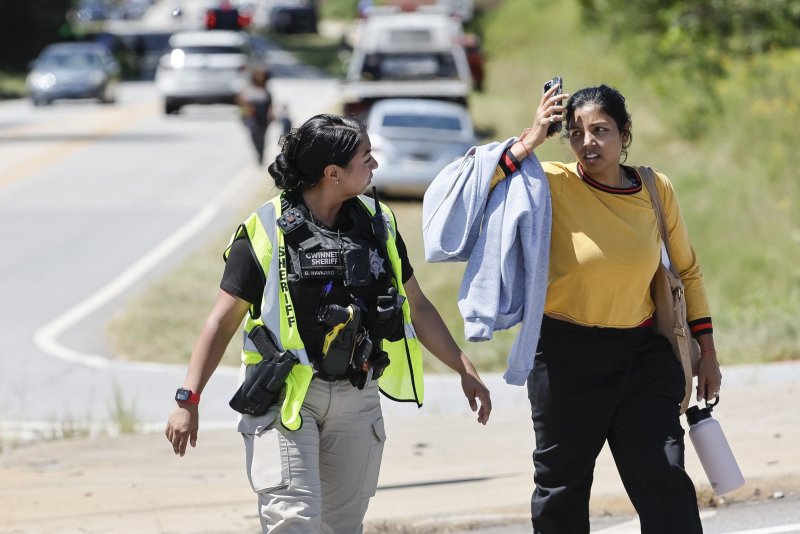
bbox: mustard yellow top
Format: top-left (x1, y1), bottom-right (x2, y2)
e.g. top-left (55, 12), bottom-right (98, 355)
top-left (493, 159), bottom-right (711, 330)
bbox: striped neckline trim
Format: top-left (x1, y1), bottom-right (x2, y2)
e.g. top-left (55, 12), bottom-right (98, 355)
top-left (577, 163), bottom-right (642, 195)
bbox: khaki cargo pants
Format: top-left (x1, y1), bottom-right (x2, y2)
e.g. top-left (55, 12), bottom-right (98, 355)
top-left (240, 377), bottom-right (386, 534)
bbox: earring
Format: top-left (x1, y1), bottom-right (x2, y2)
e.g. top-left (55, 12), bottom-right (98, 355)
top-left (334, 179), bottom-right (339, 184)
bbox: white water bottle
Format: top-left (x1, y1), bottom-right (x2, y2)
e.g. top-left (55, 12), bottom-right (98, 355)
top-left (686, 398), bottom-right (745, 495)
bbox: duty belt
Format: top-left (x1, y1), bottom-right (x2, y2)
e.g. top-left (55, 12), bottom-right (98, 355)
top-left (249, 317), bottom-right (354, 382)
top-left (314, 368), bottom-right (352, 382)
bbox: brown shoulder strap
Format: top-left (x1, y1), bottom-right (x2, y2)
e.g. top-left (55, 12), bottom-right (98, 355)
top-left (638, 166), bottom-right (678, 274)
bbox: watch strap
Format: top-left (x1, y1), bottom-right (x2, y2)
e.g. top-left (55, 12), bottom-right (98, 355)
top-left (176, 388), bottom-right (200, 404)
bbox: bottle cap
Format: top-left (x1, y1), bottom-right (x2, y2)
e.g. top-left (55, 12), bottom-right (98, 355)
top-left (685, 396), bottom-right (719, 425)
top-left (685, 405), bottom-right (712, 425)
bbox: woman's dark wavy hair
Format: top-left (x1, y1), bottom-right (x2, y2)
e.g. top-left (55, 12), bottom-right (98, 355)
top-left (268, 114), bottom-right (366, 192)
top-left (564, 84), bottom-right (633, 162)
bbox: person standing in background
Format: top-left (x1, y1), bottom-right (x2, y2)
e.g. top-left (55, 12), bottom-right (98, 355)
top-left (278, 104), bottom-right (292, 137)
top-left (237, 67), bottom-right (273, 165)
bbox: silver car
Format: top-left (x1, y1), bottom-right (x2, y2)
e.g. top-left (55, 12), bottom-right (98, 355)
top-left (26, 42), bottom-right (120, 106)
top-left (155, 30), bottom-right (256, 115)
top-left (367, 98), bottom-right (476, 198)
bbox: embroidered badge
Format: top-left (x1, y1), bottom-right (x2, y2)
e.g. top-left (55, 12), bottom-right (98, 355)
top-left (369, 248), bottom-right (386, 279)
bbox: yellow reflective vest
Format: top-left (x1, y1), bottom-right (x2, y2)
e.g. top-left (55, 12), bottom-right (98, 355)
top-left (224, 194), bottom-right (424, 430)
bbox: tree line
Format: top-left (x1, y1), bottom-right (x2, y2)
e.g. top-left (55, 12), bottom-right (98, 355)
top-left (576, 0), bottom-right (800, 138)
top-left (0, 0), bottom-right (74, 70)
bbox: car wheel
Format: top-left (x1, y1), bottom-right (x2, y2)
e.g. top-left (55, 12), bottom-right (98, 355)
top-left (100, 84), bottom-right (117, 104)
top-left (165, 98), bottom-right (182, 115)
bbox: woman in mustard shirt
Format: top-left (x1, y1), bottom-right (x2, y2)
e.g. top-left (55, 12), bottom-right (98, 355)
top-left (496, 84), bottom-right (722, 533)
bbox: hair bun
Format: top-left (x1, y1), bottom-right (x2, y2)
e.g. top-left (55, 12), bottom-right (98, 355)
top-left (268, 152), bottom-right (302, 191)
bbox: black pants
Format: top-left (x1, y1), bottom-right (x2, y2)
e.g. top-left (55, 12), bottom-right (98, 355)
top-left (249, 125), bottom-right (267, 164)
top-left (527, 316), bottom-right (702, 534)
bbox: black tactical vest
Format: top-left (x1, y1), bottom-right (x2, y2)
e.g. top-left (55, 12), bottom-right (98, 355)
top-left (281, 197), bottom-right (394, 361)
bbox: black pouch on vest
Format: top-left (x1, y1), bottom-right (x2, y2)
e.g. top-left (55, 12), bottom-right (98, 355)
top-left (229, 326), bottom-right (298, 416)
top-left (367, 287), bottom-right (406, 342)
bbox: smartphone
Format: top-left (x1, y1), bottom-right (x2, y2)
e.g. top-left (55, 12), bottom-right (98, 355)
top-left (543, 76), bottom-right (563, 137)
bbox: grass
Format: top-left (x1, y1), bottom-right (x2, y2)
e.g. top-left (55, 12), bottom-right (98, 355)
top-left (263, 31), bottom-right (349, 77)
top-left (319, 0), bottom-right (359, 21)
top-left (108, 0), bottom-right (800, 370)
top-left (0, 70), bottom-right (26, 99)
top-left (107, 383), bottom-right (140, 435)
top-left (43, 414), bottom-right (93, 440)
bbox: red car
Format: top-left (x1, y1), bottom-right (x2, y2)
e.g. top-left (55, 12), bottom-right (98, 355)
top-left (461, 33), bottom-right (485, 92)
top-left (205, 2), bottom-right (252, 30)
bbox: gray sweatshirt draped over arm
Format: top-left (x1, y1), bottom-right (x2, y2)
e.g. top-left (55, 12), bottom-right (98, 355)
top-left (422, 139), bottom-right (552, 385)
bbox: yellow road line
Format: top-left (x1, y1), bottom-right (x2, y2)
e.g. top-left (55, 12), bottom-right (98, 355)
top-left (0, 100), bottom-right (158, 189)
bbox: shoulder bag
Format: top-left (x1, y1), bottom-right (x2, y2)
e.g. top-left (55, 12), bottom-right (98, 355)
top-left (638, 166), bottom-right (701, 413)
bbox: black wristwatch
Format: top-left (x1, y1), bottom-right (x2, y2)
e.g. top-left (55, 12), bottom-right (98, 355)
top-left (175, 387), bottom-right (200, 404)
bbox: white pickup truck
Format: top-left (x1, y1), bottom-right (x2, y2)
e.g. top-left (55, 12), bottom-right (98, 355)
top-left (341, 10), bottom-right (473, 117)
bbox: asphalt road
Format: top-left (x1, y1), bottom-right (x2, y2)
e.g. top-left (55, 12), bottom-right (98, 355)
top-left (441, 497), bottom-right (800, 533)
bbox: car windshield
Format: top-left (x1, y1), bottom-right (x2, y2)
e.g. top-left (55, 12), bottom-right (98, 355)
top-left (175, 45), bottom-right (244, 55)
top-left (382, 113), bottom-right (462, 131)
top-left (361, 53), bottom-right (458, 81)
top-left (37, 52), bottom-right (103, 69)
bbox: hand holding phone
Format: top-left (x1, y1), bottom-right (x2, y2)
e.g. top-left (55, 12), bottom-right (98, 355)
top-left (543, 76), bottom-right (563, 137)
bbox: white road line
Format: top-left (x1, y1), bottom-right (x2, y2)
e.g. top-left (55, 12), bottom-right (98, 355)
top-left (593, 518), bottom-right (642, 533)
top-left (594, 511), bottom-right (717, 533)
top-left (33, 165), bottom-right (257, 374)
top-left (722, 524), bottom-right (800, 534)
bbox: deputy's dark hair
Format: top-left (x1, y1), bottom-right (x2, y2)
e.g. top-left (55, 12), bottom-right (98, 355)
top-left (268, 114), bottom-right (366, 192)
top-left (564, 84), bottom-right (633, 162)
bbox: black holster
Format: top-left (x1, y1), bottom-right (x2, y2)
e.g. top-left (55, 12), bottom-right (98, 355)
top-left (229, 326), bottom-right (298, 416)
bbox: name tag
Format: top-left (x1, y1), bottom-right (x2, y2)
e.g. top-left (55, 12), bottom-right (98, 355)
top-left (300, 250), bottom-right (344, 279)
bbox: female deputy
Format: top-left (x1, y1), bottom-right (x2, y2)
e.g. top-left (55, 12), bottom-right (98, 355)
top-left (165, 113), bottom-right (491, 534)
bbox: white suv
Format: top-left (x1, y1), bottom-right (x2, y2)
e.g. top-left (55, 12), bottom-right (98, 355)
top-left (341, 10), bottom-right (473, 117)
top-left (155, 30), bottom-right (256, 114)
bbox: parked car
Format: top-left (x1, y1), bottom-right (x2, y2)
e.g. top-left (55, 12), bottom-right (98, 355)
top-left (26, 42), bottom-right (120, 106)
top-left (268, 0), bottom-right (318, 34)
top-left (367, 98), bottom-right (476, 198)
top-left (72, 1), bottom-right (111, 22)
top-left (155, 30), bottom-right (257, 114)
